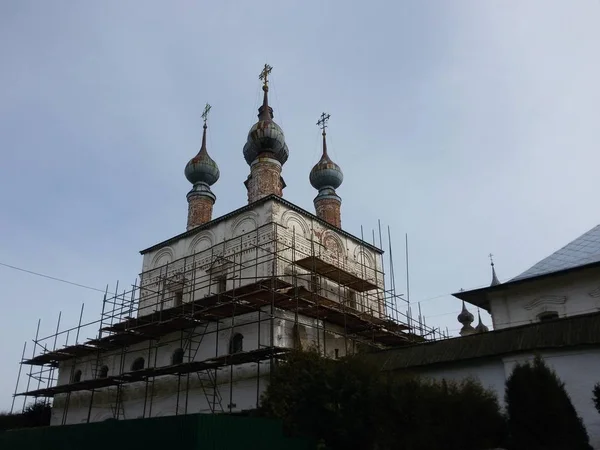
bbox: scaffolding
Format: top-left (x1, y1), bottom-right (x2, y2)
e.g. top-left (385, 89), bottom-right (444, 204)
top-left (13, 219), bottom-right (444, 423)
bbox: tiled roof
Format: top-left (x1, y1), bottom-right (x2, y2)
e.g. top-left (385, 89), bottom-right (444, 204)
top-left (511, 224), bottom-right (600, 282)
top-left (364, 311), bottom-right (600, 371)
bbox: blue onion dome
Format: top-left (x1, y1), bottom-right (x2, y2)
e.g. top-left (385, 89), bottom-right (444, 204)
top-left (185, 123), bottom-right (220, 186)
top-left (310, 132), bottom-right (343, 190)
top-left (457, 301), bottom-right (474, 325)
top-left (243, 85), bottom-right (289, 165)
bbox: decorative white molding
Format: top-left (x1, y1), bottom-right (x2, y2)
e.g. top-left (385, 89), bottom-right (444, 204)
top-left (524, 295), bottom-right (567, 311)
top-left (280, 210), bottom-right (310, 238)
top-left (322, 230), bottom-right (346, 257)
top-left (188, 230), bottom-right (215, 255)
top-left (230, 212), bottom-right (259, 238)
top-left (151, 247), bottom-right (175, 269)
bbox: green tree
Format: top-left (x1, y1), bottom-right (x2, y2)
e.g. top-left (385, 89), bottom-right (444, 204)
top-left (260, 350), bottom-right (506, 450)
top-left (505, 356), bottom-right (591, 450)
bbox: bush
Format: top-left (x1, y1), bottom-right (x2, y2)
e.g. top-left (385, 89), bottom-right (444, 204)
top-left (505, 356), bottom-right (591, 450)
top-left (0, 402), bottom-right (51, 431)
top-left (260, 350), bottom-right (506, 450)
top-left (593, 383), bottom-right (600, 415)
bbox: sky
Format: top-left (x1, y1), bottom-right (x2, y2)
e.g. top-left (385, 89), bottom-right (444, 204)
top-left (1, 0), bottom-right (600, 411)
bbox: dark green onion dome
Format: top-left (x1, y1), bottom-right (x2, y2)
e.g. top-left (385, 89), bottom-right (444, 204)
top-left (457, 301), bottom-right (474, 325)
top-left (243, 84), bottom-right (289, 165)
top-left (309, 131), bottom-right (343, 190)
top-left (185, 123), bottom-right (220, 186)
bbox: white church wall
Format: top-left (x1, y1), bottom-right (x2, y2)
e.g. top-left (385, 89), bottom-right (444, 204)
top-left (489, 267), bottom-right (600, 330)
top-left (414, 359), bottom-right (507, 406)
top-left (51, 373), bottom-right (272, 425)
top-left (138, 202), bottom-right (275, 317)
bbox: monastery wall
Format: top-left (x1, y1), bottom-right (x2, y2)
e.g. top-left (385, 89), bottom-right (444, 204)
top-left (411, 347), bottom-right (600, 449)
top-left (489, 267), bottom-right (600, 329)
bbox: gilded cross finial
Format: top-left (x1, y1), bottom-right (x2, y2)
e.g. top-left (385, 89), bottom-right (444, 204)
top-left (259, 64), bottom-right (273, 88)
top-left (317, 112), bottom-right (331, 135)
top-left (201, 103), bottom-right (212, 126)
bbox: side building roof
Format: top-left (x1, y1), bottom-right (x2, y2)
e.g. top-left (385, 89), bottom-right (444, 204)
top-left (454, 224), bottom-right (600, 310)
top-left (511, 224), bottom-right (600, 282)
top-left (364, 311), bottom-right (600, 371)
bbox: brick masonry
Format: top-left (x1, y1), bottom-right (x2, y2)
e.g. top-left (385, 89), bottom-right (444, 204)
top-left (315, 197), bottom-right (341, 228)
top-left (246, 156), bottom-right (284, 203)
top-left (187, 195), bottom-right (214, 230)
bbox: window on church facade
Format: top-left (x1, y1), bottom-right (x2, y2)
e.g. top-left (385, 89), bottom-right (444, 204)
top-left (229, 333), bottom-right (244, 354)
top-left (216, 275), bottom-right (227, 294)
top-left (172, 348), bottom-right (185, 365)
top-left (310, 274), bottom-right (320, 293)
top-left (72, 369), bottom-right (82, 383)
top-left (98, 365), bottom-right (109, 379)
top-left (347, 290), bottom-right (357, 309)
top-left (174, 291), bottom-right (183, 307)
top-left (131, 357), bottom-right (145, 371)
top-left (538, 311), bottom-right (559, 322)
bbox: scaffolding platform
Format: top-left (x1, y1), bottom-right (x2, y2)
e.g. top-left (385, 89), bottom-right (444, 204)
top-left (16, 347), bottom-right (291, 398)
top-left (294, 256), bottom-right (378, 292)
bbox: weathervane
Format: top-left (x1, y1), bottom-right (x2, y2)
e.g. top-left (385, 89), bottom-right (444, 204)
top-left (259, 64), bottom-right (273, 88)
top-left (317, 112), bottom-right (331, 134)
top-left (201, 103), bottom-right (212, 126)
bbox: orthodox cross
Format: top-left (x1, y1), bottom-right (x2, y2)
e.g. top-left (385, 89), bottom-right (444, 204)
top-left (259, 64), bottom-right (273, 88)
top-left (201, 103), bottom-right (212, 125)
top-left (317, 112), bottom-right (331, 133)
top-left (489, 253), bottom-right (495, 265)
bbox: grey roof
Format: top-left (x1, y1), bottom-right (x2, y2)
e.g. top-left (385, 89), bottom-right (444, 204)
top-left (511, 224), bottom-right (600, 282)
top-left (363, 311), bottom-right (600, 371)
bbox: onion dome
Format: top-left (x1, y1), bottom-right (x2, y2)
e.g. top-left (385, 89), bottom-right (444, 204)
top-left (457, 300), bottom-right (474, 326)
top-left (475, 310), bottom-right (489, 333)
top-left (185, 121), bottom-right (220, 186)
top-left (310, 125), bottom-right (343, 191)
top-left (243, 67), bottom-right (289, 165)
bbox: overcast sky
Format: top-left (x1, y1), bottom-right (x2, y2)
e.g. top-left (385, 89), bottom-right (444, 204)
top-left (1, 0), bottom-right (600, 411)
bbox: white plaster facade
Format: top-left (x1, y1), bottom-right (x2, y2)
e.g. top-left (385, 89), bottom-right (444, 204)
top-left (50, 197), bottom-right (387, 425)
top-left (412, 348), bottom-right (600, 449)
top-left (488, 266), bottom-right (600, 330)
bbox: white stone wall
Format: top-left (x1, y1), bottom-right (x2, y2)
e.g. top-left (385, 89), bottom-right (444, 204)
top-left (489, 267), bottom-right (600, 329)
top-left (412, 348), bottom-right (600, 449)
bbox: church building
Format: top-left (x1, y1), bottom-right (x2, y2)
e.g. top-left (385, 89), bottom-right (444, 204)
top-left (16, 66), bottom-right (419, 425)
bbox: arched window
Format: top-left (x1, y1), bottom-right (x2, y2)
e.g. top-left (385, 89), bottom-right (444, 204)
top-left (229, 333), bottom-right (243, 354)
top-left (172, 348), bottom-right (185, 365)
top-left (131, 357), bottom-right (145, 371)
top-left (98, 365), bottom-right (109, 379)
top-left (72, 369), bottom-right (82, 383)
top-left (538, 311), bottom-right (559, 322)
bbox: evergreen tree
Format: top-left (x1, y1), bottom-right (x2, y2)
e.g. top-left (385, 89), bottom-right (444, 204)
top-left (505, 355), bottom-right (591, 450)
top-left (260, 350), bottom-right (506, 450)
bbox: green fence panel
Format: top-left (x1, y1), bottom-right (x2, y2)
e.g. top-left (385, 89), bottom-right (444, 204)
top-left (0, 413), bottom-right (313, 450)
